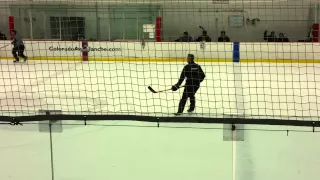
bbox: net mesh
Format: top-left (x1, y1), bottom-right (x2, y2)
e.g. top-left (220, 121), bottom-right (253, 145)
top-left (0, 0), bottom-right (319, 122)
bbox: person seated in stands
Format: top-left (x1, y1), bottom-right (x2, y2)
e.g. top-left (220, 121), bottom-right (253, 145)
top-left (264, 30), bottom-right (277, 42)
top-left (218, 31), bottom-right (230, 42)
top-left (277, 33), bottom-right (289, 42)
top-left (306, 27), bottom-right (313, 42)
top-left (175, 31), bottom-right (193, 42)
top-left (72, 32), bottom-right (85, 41)
top-left (196, 30), bottom-right (211, 42)
top-left (0, 31), bottom-right (7, 40)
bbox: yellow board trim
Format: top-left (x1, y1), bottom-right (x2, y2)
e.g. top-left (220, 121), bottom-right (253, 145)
top-left (0, 57), bottom-right (232, 62)
top-left (1, 57), bottom-right (320, 63)
top-left (0, 57), bottom-right (82, 61)
top-left (242, 59), bottom-right (320, 63)
top-left (90, 57), bottom-right (232, 62)
top-left (31, 57), bottom-right (83, 61)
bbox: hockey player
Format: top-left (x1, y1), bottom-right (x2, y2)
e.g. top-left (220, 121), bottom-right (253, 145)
top-left (12, 30), bottom-right (27, 63)
top-left (171, 54), bottom-right (206, 115)
top-left (175, 31), bottom-right (193, 42)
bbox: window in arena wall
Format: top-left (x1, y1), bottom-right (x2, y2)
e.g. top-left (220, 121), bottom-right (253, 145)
top-left (108, 5), bottom-right (161, 40)
top-left (49, 17), bottom-right (85, 40)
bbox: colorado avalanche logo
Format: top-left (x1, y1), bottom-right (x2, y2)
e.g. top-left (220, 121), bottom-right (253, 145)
top-left (82, 45), bottom-right (90, 52)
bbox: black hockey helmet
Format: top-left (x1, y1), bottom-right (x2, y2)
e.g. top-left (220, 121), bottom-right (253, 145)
top-left (188, 54), bottom-right (194, 60)
top-left (187, 54), bottom-right (195, 63)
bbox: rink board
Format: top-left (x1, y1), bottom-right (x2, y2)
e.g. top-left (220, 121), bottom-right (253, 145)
top-left (0, 41), bottom-right (320, 63)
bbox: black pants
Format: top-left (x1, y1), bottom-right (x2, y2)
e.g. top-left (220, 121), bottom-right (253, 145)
top-left (12, 45), bottom-right (27, 60)
top-left (177, 85), bottom-right (200, 113)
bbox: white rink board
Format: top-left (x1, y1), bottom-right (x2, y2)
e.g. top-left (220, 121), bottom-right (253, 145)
top-left (0, 41), bottom-right (234, 60)
top-left (1, 41), bottom-right (320, 61)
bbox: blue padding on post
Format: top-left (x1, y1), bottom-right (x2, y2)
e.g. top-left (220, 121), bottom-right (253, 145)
top-left (233, 42), bottom-right (240, 63)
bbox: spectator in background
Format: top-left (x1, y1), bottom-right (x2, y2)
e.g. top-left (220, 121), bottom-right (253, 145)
top-left (263, 30), bottom-right (267, 41)
top-left (175, 31), bottom-right (193, 42)
top-left (218, 31), bottom-right (230, 42)
top-left (196, 30), bottom-right (211, 42)
top-left (72, 31), bottom-right (85, 41)
top-left (72, 32), bottom-right (80, 40)
top-left (307, 27), bottom-right (313, 42)
top-left (0, 31), bottom-right (7, 40)
top-left (277, 33), bottom-right (289, 42)
top-left (264, 30), bottom-right (277, 42)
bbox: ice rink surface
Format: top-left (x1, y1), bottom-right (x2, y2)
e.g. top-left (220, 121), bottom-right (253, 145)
top-left (1, 60), bottom-right (320, 180)
top-left (1, 59), bottom-right (320, 121)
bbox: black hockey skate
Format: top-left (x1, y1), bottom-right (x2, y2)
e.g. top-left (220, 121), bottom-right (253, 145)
top-left (173, 112), bottom-right (183, 116)
top-left (187, 108), bottom-right (195, 113)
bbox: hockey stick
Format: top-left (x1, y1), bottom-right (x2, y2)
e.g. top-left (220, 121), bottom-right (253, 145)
top-left (199, 26), bottom-right (205, 30)
top-left (0, 44), bottom-right (10, 49)
top-left (148, 85), bottom-right (185, 93)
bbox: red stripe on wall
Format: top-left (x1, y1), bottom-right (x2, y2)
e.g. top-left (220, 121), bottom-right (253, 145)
top-left (9, 16), bottom-right (14, 40)
top-left (313, 23), bottom-right (319, 42)
top-left (156, 17), bottom-right (162, 42)
top-left (82, 41), bottom-right (88, 61)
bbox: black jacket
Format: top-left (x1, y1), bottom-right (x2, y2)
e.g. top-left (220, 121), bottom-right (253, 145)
top-left (218, 36), bottom-right (230, 42)
top-left (0, 32), bottom-right (7, 40)
top-left (175, 36), bottom-right (193, 42)
top-left (277, 37), bottom-right (289, 42)
top-left (196, 35), bottom-right (211, 42)
top-left (176, 62), bottom-right (206, 87)
top-left (264, 34), bottom-right (277, 42)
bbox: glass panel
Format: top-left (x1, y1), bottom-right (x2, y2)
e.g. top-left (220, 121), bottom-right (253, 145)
top-left (49, 17), bottom-right (85, 40)
top-left (98, 15), bottom-right (110, 41)
top-left (109, 8), bottom-right (124, 40)
top-left (124, 14), bottom-right (139, 40)
top-left (31, 10), bottom-right (46, 39)
top-left (50, 16), bottom-right (60, 39)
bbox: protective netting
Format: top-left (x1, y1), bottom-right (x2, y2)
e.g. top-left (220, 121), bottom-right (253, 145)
top-left (0, 0), bottom-right (319, 123)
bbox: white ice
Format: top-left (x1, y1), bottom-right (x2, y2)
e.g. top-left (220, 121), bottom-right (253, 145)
top-left (1, 60), bottom-right (320, 121)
